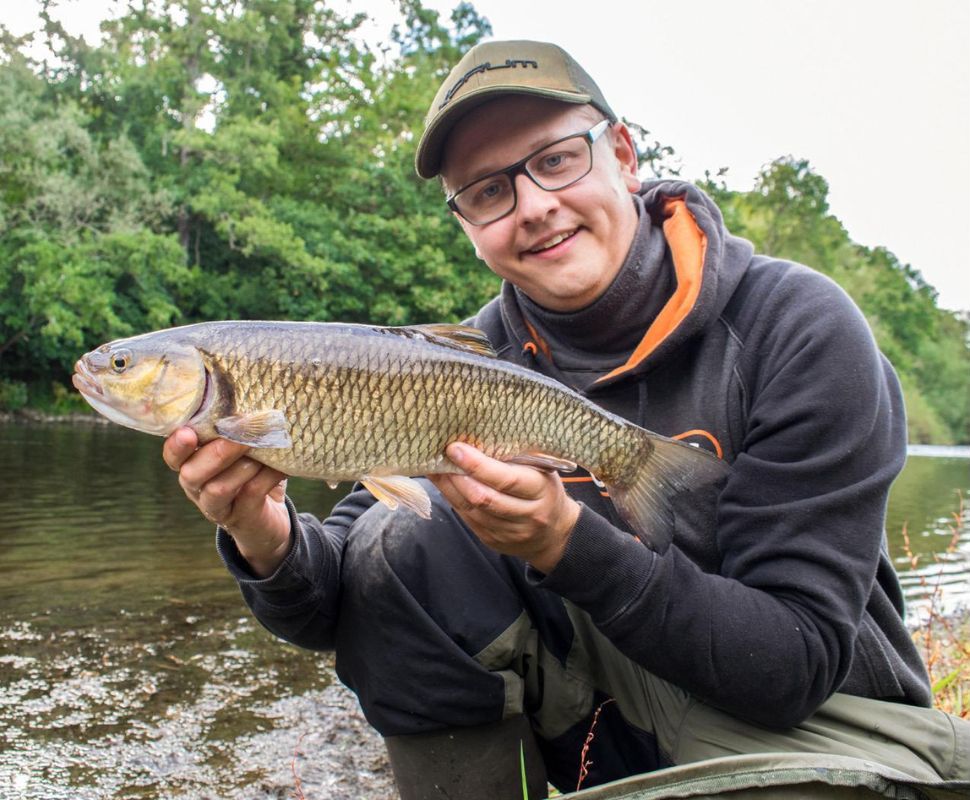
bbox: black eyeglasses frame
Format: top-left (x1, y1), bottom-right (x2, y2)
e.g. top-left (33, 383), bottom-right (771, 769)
top-left (445, 118), bottom-right (613, 226)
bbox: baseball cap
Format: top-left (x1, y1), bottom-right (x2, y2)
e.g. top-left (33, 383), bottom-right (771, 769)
top-left (414, 40), bottom-right (617, 179)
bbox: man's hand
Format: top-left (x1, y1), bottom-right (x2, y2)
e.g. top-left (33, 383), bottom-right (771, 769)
top-left (428, 442), bottom-right (580, 573)
top-left (163, 427), bottom-right (292, 578)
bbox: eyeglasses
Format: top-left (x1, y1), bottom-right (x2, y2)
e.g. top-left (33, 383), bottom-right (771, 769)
top-left (446, 119), bottom-right (612, 226)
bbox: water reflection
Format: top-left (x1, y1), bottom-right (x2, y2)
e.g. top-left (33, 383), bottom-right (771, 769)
top-left (0, 422), bottom-right (391, 799)
top-left (0, 422), bottom-right (967, 798)
top-left (886, 451), bottom-right (970, 617)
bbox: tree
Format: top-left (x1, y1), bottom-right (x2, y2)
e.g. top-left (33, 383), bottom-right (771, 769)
top-left (3, 3), bottom-right (965, 442)
top-left (0, 56), bottom-right (187, 379)
top-left (705, 157), bottom-right (970, 444)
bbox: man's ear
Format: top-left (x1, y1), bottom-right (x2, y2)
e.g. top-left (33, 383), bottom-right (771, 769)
top-left (610, 122), bottom-right (642, 193)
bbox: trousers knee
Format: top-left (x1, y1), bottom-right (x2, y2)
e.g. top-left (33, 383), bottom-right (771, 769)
top-left (342, 484), bottom-right (527, 651)
top-left (334, 484), bottom-right (527, 734)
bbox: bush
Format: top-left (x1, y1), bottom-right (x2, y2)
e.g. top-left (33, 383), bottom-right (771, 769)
top-left (0, 379), bottom-right (28, 412)
top-left (50, 380), bottom-right (91, 415)
top-left (900, 379), bottom-right (950, 444)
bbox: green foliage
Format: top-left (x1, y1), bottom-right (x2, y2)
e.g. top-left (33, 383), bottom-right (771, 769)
top-left (703, 158), bottom-right (970, 444)
top-left (0, 228), bottom-right (189, 373)
top-left (0, 54), bottom-right (187, 377)
top-left (1, 3), bottom-right (966, 444)
top-left (0, 379), bottom-right (28, 412)
top-left (0, 0), bottom-right (494, 374)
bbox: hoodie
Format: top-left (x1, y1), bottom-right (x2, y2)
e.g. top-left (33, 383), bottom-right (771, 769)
top-left (467, 180), bottom-right (932, 727)
top-left (219, 179), bottom-right (932, 733)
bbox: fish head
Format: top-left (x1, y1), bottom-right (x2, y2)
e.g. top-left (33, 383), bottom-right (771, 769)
top-left (72, 333), bottom-right (208, 436)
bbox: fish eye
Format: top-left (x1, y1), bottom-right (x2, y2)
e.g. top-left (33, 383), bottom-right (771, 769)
top-left (111, 350), bottom-right (132, 373)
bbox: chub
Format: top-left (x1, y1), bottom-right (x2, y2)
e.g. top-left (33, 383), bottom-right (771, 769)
top-left (73, 321), bottom-right (728, 552)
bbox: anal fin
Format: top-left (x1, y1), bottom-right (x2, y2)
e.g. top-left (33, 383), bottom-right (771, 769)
top-left (361, 475), bottom-right (432, 519)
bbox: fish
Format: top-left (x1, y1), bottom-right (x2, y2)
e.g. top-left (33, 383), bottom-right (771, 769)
top-left (72, 320), bottom-right (729, 552)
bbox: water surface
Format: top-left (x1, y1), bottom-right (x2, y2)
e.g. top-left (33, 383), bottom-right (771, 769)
top-left (0, 422), bottom-right (391, 799)
top-left (886, 447), bottom-right (970, 618)
top-left (0, 422), bottom-right (967, 798)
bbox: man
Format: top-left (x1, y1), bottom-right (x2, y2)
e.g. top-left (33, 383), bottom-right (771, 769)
top-left (164, 40), bottom-right (970, 797)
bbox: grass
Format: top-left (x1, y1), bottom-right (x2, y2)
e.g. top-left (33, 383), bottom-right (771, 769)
top-left (521, 740), bottom-right (529, 799)
top-left (900, 497), bottom-right (969, 719)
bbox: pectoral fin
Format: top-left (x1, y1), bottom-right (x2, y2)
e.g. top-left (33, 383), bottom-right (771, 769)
top-left (507, 452), bottom-right (577, 473)
top-left (361, 475), bottom-right (432, 519)
top-left (215, 410), bottom-right (292, 448)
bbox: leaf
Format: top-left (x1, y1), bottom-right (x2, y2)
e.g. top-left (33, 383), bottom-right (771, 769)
top-left (932, 668), bottom-right (962, 696)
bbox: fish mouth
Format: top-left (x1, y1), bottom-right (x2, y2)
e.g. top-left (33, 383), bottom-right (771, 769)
top-left (71, 358), bottom-right (146, 430)
top-left (72, 359), bottom-right (102, 398)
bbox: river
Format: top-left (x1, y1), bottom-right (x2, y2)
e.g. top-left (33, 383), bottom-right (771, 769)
top-left (0, 421), bottom-right (967, 799)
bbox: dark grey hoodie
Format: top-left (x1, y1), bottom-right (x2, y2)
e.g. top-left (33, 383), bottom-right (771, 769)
top-left (218, 180), bottom-right (931, 736)
top-left (468, 179), bottom-right (932, 727)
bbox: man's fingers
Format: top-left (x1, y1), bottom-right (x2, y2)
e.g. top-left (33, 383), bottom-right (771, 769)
top-left (196, 462), bottom-right (286, 528)
top-left (268, 478), bottom-right (288, 503)
top-left (189, 458), bottom-right (252, 524)
top-left (198, 457), bottom-right (261, 507)
top-left (163, 427), bottom-right (199, 471)
top-left (234, 468), bottom-right (289, 509)
top-left (431, 447), bottom-right (579, 569)
top-left (446, 442), bottom-right (542, 499)
top-left (432, 472), bottom-right (532, 522)
top-left (430, 473), bottom-right (478, 514)
top-left (176, 438), bottom-right (252, 496)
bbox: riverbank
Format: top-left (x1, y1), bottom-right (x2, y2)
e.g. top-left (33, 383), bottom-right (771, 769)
top-left (901, 496), bottom-right (970, 719)
top-left (0, 408), bottom-right (108, 425)
top-left (911, 608), bottom-right (970, 719)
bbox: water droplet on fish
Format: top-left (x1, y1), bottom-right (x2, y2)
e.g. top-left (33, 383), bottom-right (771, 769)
top-left (327, 481), bottom-right (339, 490)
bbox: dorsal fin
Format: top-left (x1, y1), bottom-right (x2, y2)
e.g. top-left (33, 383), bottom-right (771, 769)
top-left (385, 324), bottom-right (498, 358)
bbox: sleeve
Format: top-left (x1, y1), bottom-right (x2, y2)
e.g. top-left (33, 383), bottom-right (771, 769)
top-left (216, 485), bottom-right (378, 650)
top-left (535, 268), bottom-right (908, 729)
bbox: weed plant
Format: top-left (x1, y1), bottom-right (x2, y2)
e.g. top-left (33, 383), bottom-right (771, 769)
top-left (901, 497), bottom-right (969, 719)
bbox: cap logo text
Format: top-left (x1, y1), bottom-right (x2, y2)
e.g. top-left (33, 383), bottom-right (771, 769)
top-left (439, 59), bottom-right (539, 109)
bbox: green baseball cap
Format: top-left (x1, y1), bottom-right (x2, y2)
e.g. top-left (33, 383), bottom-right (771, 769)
top-left (415, 40), bottom-right (617, 179)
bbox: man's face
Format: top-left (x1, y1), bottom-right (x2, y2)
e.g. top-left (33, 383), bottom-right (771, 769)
top-left (440, 96), bottom-right (641, 312)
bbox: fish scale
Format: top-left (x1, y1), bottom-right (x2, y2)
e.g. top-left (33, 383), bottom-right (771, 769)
top-left (73, 320), bottom-right (729, 552)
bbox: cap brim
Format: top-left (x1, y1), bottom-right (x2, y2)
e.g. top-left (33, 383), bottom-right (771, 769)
top-left (414, 86), bottom-right (592, 179)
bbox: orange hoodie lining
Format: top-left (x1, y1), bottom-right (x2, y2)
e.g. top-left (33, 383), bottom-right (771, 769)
top-left (672, 429), bottom-right (723, 460)
top-left (523, 320), bottom-right (552, 360)
top-left (561, 475), bottom-right (610, 497)
top-left (595, 197), bottom-right (708, 383)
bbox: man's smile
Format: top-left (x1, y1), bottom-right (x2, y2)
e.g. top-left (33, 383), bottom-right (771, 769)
top-left (526, 229), bottom-right (578, 254)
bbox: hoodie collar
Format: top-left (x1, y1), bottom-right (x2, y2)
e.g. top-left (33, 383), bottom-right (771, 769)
top-left (512, 194), bottom-right (674, 375)
top-left (500, 180), bottom-right (752, 389)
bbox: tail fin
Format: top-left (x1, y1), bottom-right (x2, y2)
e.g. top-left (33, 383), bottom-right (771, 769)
top-left (606, 432), bottom-right (729, 554)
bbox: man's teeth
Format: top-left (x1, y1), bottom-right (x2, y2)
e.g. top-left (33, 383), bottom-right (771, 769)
top-left (531, 231), bottom-right (574, 252)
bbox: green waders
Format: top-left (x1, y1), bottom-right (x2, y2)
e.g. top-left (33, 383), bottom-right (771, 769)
top-left (404, 603), bottom-right (970, 797)
top-left (565, 752), bottom-right (970, 799)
